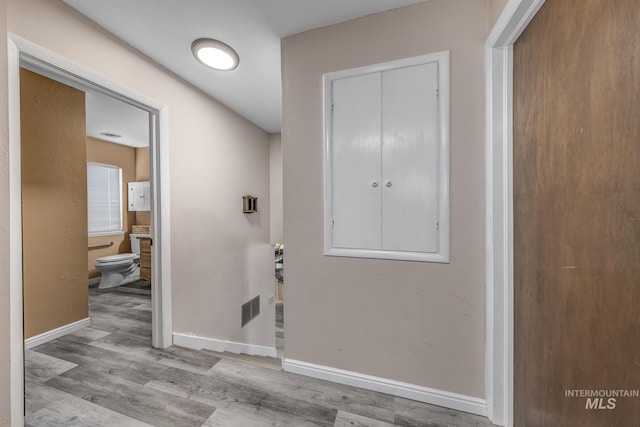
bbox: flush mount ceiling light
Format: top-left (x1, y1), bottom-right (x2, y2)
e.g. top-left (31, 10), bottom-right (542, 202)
top-left (191, 38), bottom-right (239, 71)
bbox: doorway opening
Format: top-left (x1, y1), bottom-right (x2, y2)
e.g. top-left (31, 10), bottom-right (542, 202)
top-left (8, 37), bottom-right (172, 420)
top-left (21, 69), bottom-right (154, 350)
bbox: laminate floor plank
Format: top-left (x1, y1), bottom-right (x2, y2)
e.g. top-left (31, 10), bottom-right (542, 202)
top-left (132, 303), bottom-right (151, 311)
top-left (33, 336), bottom-right (169, 385)
top-left (90, 291), bottom-right (149, 307)
top-left (89, 311), bottom-right (153, 339)
top-left (62, 326), bottom-right (111, 344)
top-left (24, 282), bottom-right (497, 427)
top-left (90, 301), bottom-right (153, 323)
top-left (150, 344), bottom-right (223, 370)
top-left (45, 365), bottom-right (215, 427)
top-left (334, 410), bottom-right (397, 427)
top-left (209, 357), bottom-right (396, 423)
top-left (145, 366), bottom-right (337, 426)
top-left (26, 381), bottom-right (152, 427)
top-left (25, 351), bottom-right (77, 383)
top-left (202, 349), bottom-right (282, 370)
top-left (90, 332), bottom-right (221, 374)
top-left (394, 397), bottom-right (495, 427)
top-left (89, 330), bottom-right (151, 353)
top-left (202, 402), bottom-right (324, 427)
top-left (114, 287), bottom-right (152, 296)
top-left (92, 298), bottom-right (143, 309)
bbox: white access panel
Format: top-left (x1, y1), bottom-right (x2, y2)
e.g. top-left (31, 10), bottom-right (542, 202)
top-left (128, 181), bottom-right (151, 211)
top-left (381, 63), bottom-right (439, 252)
top-left (324, 51), bottom-right (449, 263)
top-left (331, 73), bottom-right (382, 249)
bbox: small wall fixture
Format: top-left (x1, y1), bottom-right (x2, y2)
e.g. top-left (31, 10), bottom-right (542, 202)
top-left (191, 38), bottom-right (239, 71)
top-left (243, 195), bottom-right (258, 213)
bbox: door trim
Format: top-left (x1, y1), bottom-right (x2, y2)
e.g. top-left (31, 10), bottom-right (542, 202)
top-left (8, 33), bottom-right (173, 425)
top-left (8, 37), bottom-right (23, 427)
top-left (484, 1), bottom-right (546, 426)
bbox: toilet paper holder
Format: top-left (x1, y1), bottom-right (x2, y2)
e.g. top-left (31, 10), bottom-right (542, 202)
top-left (243, 195), bottom-right (258, 213)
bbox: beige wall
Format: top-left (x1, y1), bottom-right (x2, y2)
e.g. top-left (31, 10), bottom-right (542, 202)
top-left (4, 0), bottom-right (273, 387)
top-left (135, 146), bottom-right (151, 225)
top-left (169, 89), bottom-right (273, 346)
top-left (136, 147), bottom-right (150, 181)
top-left (86, 137), bottom-right (137, 279)
top-left (0, 0), bottom-right (11, 422)
top-left (269, 133), bottom-right (283, 244)
top-left (21, 68), bottom-right (88, 339)
top-left (282, 0), bottom-right (489, 397)
top-left (489, 0), bottom-right (509, 28)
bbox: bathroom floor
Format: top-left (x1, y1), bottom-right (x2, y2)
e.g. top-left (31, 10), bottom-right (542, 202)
top-left (24, 283), bottom-right (495, 427)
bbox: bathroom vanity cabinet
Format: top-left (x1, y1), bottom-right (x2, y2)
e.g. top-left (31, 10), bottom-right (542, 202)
top-left (139, 237), bottom-right (152, 283)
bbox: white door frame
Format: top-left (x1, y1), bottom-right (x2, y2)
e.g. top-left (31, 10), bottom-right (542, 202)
top-left (484, 1), bottom-right (546, 426)
top-left (8, 33), bottom-right (173, 425)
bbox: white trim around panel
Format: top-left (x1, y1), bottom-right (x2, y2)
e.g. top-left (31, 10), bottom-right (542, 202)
top-left (323, 51), bottom-right (450, 263)
top-left (283, 359), bottom-right (487, 417)
top-left (484, 1), bottom-right (546, 426)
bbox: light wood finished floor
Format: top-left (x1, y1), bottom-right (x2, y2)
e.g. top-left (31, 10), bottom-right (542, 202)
top-left (25, 283), bottom-right (495, 427)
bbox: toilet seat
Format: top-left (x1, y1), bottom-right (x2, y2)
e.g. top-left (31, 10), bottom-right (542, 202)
top-left (96, 253), bottom-right (139, 266)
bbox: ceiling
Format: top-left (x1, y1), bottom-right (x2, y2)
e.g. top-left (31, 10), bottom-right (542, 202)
top-left (64, 0), bottom-right (427, 134)
top-left (86, 91), bottom-right (150, 148)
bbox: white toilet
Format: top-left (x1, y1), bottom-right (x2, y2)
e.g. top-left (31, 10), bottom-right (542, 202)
top-left (95, 233), bottom-right (149, 289)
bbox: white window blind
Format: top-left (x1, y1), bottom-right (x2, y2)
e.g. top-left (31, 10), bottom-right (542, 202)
top-left (87, 162), bottom-right (122, 236)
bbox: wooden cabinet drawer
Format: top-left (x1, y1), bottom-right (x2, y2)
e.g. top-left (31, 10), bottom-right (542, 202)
top-left (138, 237), bottom-right (152, 282)
top-left (139, 252), bottom-right (151, 268)
top-left (140, 238), bottom-right (151, 253)
top-left (140, 266), bottom-right (152, 282)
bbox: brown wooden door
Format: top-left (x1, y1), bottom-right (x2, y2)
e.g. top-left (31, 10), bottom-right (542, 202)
top-left (514, 0), bottom-right (640, 425)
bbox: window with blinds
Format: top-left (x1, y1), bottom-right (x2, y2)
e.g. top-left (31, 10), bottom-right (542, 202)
top-left (87, 162), bottom-right (123, 236)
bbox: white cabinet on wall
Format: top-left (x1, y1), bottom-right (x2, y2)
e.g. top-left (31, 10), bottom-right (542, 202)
top-left (128, 181), bottom-right (151, 212)
top-left (323, 51), bottom-right (449, 263)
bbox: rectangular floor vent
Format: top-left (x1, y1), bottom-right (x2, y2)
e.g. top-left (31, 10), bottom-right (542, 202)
top-left (241, 295), bottom-right (260, 327)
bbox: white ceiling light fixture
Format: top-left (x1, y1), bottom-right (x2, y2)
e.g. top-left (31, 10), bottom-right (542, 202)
top-left (191, 38), bottom-right (239, 71)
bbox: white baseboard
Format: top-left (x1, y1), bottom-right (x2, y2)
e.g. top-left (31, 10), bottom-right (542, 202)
top-left (24, 317), bottom-right (91, 350)
top-left (88, 277), bottom-right (101, 286)
top-left (173, 333), bottom-right (278, 358)
top-left (283, 359), bottom-right (487, 417)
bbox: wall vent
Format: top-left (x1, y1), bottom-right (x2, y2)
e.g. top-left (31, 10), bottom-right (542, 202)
top-left (241, 295), bottom-right (260, 327)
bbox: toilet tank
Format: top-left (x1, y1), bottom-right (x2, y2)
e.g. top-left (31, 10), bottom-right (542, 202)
top-left (130, 233), bottom-right (150, 254)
